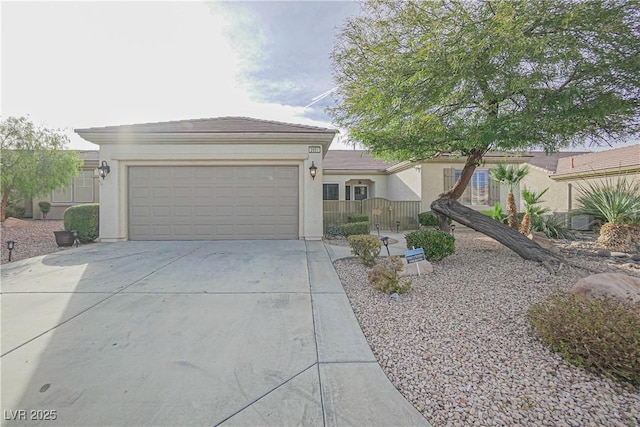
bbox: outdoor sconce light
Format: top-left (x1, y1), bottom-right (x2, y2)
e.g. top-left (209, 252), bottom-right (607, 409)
top-left (309, 161), bottom-right (317, 180)
top-left (98, 161), bottom-right (111, 180)
top-left (6, 240), bottom-right (15, 262)
top-left (395, 220), bottom-right (400, 233)
top-left (450, 223), bottom-right (456, 237)
top-left (71, 230), bottom-right (79, 248)
top-left (375, 223), bottom-right (380, 237)
top-left (381, 236), bottom-right (390, 256)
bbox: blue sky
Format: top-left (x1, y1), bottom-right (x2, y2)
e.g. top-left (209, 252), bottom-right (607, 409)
top-left (1, 1), bottom-right (360, 150)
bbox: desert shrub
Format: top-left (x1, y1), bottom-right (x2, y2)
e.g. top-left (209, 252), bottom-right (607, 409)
top-left (530, 214), bottom-right (574, 239)
top-left (348, 234), bottom-right (381, 266)
top-left (418, 211), bottom-right (451, 228)
top-left (324, 224), bottom-right (342, 238)
top-left (63, 203), bottom-right (99, 243)
top-left (38, 201), bottom-right (51, 219)
top-left (5, 202), bottom-right (25, 219)
top-left (368, 256), bottom-right (411, 294)
top-left (528, 293), bottom-right (640, 386)
top-left (405, 230), bottom-right (455, 260)
top-left (341, 221), bottom-right (370, 238)
top-left (347, 214), bottom-right (369, 223)
top-left (575, 176), bottom-right (640, 225)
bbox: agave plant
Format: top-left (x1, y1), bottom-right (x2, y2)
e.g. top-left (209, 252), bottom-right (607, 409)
top-left (489, 164), bottom-right (529, 230)
top-left (575, 176), bottom-right (640, 250)
top-left (520, 187), bottom-right (549, 235)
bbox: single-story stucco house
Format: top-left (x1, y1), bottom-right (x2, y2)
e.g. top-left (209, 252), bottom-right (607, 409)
top-left (75, 117), bottom-right (337, 242)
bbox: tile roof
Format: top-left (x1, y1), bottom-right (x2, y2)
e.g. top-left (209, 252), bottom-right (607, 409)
top-left (526, 151), bottom-right (589, 173)
top-left (75, 116), bottom-right (337, 134)
top-left (323, 150), bottom-right (399, 170)
top-left (555, 144), bottom-right (640, 176)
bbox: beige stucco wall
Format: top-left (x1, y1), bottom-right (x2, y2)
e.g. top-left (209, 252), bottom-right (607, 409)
top-left (97, 141), bottom-right (325, 242)
top-left (520, 167), bottom-right (570, 213)
top-left (387, 166), bottom-right (421, 201)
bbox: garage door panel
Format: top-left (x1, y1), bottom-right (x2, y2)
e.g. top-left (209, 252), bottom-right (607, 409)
top-left (129, 166), bottom-right (298, 240)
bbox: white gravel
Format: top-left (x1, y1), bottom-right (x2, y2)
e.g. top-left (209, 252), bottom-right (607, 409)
top-left (0, 220), bottom-right (72, 264)
top-left (334, 229), bottom-right (640, 427)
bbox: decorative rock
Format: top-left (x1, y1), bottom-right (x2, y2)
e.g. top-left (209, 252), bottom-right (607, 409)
top-left (596, 249), bottom-right (611, 257)
top-left (2, 217), bottom-right (28, 228)
top-left (630, 254), bottom-right (640, 261)
top-left (570, 273), bottom-right (640, 303)
top-left (610, 252), bottom-right (628, 258)
top-left (390, 292), bottom-right (399, 301)
top-left (402, 258), bottom-right (434, 276)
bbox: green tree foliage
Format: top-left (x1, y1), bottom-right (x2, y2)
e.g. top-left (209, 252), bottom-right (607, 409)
top-left (0, 116), bottom-right (81, 221)
top-left (330, 0), bottom-right (640, 263)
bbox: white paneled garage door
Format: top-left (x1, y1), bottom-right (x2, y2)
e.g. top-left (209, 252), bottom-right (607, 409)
top-left (128, 166), bottom-right (299, 240)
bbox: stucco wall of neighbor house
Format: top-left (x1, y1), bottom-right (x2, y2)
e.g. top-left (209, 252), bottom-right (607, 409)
top-left (387, 166), bottom-right (421, 201)
top-left (322, 172), bottom-right (388, 200)
top-left (520, 167), bottom-right (570, 213)
top-left (559, 172), bottom-right (640, 211)
top-left (97, 142), bottom-right (324, 242)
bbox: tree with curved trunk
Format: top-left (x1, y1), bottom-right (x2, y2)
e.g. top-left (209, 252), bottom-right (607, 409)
top-left (329, 0), bottom-right (640, 266)
top-left (489, 164), bottom-right (529, 230)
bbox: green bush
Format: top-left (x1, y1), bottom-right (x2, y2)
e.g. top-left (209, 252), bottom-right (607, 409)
top-left (38, 201), bottom-right (51, 219)
top-left (482, 203), bottom-right (508, 224)
top-left (341, 221), bottom-right (370, 238)
top-left (418, 211), bottom-right (451, 228)
top-left (348, 234), bottom-right (381, 266)
top-left (405, 230), bottom-right (455, 260)
top-left (63, 203), bottom-right (99, 243)
top-left (347, 214), bottom-right (369, 223)
top-left (5, 202), bottom-right (25, 219)
top-left (528, 293), bottom-right (640, 386)
top-left (324, 224), bottom-right (342, 238)
top-left (368, 256), bottom-right (411, 294)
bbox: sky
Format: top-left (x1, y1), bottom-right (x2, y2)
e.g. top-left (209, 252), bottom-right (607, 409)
top-left (1, 1), bottom-right (360, 150)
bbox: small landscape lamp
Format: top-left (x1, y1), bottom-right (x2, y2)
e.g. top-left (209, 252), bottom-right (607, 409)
top-left (381, 236), bottom-right (390, 256)
top-left (309, 161), bottom-right (317, 180)
top-left (375, 223), bottom-right (380, 237)
top-left (450, 223), bottom-right (456, 237)
top-left (395, 220), bottom-right (400, 233)
top-left (6, 240), bottom-right (15, 262)
top-left (97, 160), bottom-right (111, 179)
top-left (71, 230), bottom-right (79, 247)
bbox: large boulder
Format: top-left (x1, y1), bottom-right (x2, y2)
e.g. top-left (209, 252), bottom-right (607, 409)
top-left (2, 217), bottom-right (28, 228)
top-left (570, 273), bottom-right (640, 303)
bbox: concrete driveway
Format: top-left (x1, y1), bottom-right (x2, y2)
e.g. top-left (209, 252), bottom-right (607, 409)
top-left (1, 240), bottom-right (428, 426)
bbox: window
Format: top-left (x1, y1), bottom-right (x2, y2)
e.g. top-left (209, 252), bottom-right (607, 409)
top-left (345, 185), bottom-right (351, 201)
top-left (454, 169), bottom-right (489, 206)
top-left (354, 185), bottom-right (368, 200)
top-left (323, 184), bottom-right (339, 200)
top-left (52, 170), bottom-right (94, 203)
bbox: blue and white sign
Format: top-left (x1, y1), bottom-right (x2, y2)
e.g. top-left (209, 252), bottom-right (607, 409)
top-left (404, 248), bottom-right (425, 264)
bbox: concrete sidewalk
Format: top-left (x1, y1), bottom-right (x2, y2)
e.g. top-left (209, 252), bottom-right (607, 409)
top-left (1, 240), bottom-right (428, 426)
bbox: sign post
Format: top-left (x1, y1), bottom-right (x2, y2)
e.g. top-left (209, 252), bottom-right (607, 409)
top-left (404, 247), bottom-right (426, 275)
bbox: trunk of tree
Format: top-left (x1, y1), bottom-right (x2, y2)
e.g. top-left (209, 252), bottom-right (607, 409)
top-left (506, 192), bottom-right (519, 230)
top-left (520, 213), bottom-right (531, 235)
top-left (1, 189), bottom-right (9, 222)
top-left (431, 196), bottom-right (560, 266)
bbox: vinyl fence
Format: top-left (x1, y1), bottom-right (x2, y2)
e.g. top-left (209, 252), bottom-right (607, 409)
top-left (323, 197), bottom-right (422, 233)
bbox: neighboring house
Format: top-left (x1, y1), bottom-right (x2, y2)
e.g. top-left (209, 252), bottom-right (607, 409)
top-left (28, 150), bottom-right (100, 220)
top-left (75, 117), bottom-right (337, 242)
top-left (522, 144), bottom-right (640, 215)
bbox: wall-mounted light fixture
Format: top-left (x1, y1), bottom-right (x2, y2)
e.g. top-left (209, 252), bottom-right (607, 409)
top-left (309, 161), bottom-right (318, 180)
top-left (97, 161), bottom-right (111, 180)
top-left (6, 240), bottom-right (15, 262)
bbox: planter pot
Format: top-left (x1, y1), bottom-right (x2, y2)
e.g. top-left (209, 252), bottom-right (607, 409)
top-left (54, 231), bottom-right (75, 247)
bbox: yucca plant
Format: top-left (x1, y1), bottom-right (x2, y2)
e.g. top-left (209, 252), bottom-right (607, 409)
top-left (489, 164), bottom-right (529, 230)
top-left (520, 187), bottom-right (549, 235)
top-left (530, 214), bottom-right (574, 240)
top-left (575, 176), bottom-right (640, 250)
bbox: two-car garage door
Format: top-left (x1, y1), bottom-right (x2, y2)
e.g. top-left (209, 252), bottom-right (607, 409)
top-left (128, 166), bottom-right (299, 240)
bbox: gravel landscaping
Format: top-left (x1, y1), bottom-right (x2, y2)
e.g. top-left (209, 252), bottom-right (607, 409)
top-left (1, 220), bottom-right (72, 264)
top-left (334, 229), bottom-right (640, 427)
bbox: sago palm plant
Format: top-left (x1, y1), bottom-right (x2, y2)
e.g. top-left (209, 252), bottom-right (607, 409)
top-left (520, 187), bottom-right (549, 235)
top-left (489, 164), bottom-right (529, 230)
top-left (575, 176), bottom-right (640, 250)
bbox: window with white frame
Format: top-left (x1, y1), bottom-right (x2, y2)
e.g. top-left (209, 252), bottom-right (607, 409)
top-left (454, 169), bottom-right (489, 206)
top-left (52, 170), bottom-right (94, 203)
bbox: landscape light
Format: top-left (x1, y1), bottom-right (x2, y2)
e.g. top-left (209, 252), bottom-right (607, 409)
top-left (6, 240), bottom-right (15, 262)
